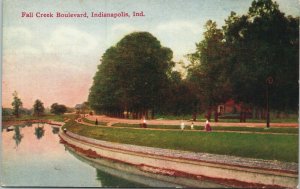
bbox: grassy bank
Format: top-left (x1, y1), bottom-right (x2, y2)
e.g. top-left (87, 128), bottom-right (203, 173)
top-left (112, 123), bottom-right (299, 134)
top-left (154, 113), bottom-right (298, 123)
top-left (2, 114), bottom-right (78, 122)
top-left (64, 121), bottom-right (298, 162)
top-left (82, 118), bottom-right (107, 126)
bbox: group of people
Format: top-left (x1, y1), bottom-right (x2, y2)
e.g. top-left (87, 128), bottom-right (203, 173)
top-left (140, 117), bottom-right (212, 131)
top-left (180, 120), bottom-right (211, 131)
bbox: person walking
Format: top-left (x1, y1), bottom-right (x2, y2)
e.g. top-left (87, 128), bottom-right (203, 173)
top-left (143, 117), bottom-right (147, 128)
top-left (191, 122), bottom-right (194, 130)
top-left (205, 119), bottom-right (212, 131)
top-left (180, 120), bottom-right (185, 131)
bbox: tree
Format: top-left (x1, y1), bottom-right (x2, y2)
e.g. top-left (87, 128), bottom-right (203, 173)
top-left (89, 32), bottom-right (175, 118)
top-left (223, 0), bottom-right (299, 119)
top-left (11, 91), bottom-right (23, 118)
top-left (50, 103), bottom-right (67, 115)
top-left (187, 20), bottom-right (231, 121)
top-left (2, 107), bottom-right (13, 116)
top-left (33, 99), bottom-right (45, 116)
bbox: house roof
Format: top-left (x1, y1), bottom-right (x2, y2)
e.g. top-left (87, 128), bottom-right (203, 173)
top-left (75, 104), bottom-right (83, 109)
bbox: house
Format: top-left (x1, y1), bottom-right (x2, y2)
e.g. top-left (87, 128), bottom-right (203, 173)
top-left (218, 99), bottom-right (241, 115)
top-left (218, 99), bottom-right (253, 119)
top-left (75, 104), bottom-right (83, 113)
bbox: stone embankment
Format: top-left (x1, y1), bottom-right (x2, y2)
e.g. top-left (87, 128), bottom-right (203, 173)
top-left (59, 130), bottom-right (298, 188)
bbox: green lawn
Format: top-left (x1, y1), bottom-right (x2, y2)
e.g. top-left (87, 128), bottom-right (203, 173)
top-left (112, 123), bottom-right (299, 134)
top-left (64, 121), bottom-right (298, 162)
top-left (154, 113), bottom-right (298, 123)
top-left (82, 117), bottom-right (107, 126)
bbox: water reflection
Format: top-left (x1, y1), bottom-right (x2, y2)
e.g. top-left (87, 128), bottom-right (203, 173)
top-left (66, 147), bottom-right (183, 188)
top-left (34, 124), bottom-right (45, 140)
top-left (2, 123), bottom-right (221, 188)
top-left (2, 123), bottom-right (101, 187)
top-left (52, 127), bottom-right (60, 135)
top-left (13, 126), bottom-right (23, 147)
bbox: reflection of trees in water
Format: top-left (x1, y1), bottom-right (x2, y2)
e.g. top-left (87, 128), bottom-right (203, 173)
top-left (52, 127), bottom-right (59, 134)
top-left (26, 123), bottom-right (33, 127)
top-left (96, 169), bottom-right (144, 187)
top-left (34, 123), bottom-right (45, 140)
top-left (13, 126), bottom-right (23, 147)
top-left (65, 146), bottom-right (147, 187)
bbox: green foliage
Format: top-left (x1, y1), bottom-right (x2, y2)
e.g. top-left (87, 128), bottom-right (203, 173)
top-left (187, 20), bottom-right (231, 114)
top-left (34, 125), bottom-right (45, 140)
top-left (82, 117), bottom-right (107, 126)
top-left (33, 99), bottom-right (45, 116)
top-left (187, 0), bottom-right (298, 116)
top-left (222, 0), bottom-right (299, 111)
top-left (89, 32), bottom-right (175, 116)
top-left (2, 108), bottom-right (13, 116)
top-left (11, 91), bottom-right (23, 117)
top-left (50, 103), bottom-right (67, 115)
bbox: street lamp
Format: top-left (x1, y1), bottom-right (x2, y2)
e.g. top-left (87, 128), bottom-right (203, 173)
top-left (266, 76), bottom-right (273, 128)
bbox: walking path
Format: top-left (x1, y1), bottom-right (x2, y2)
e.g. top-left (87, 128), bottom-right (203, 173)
top-left (84, 115), bottom-right (298, 127)
top-left (75, 116), bottom-right (298, 135)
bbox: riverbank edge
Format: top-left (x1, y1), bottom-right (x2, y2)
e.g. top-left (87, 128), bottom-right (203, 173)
top-left (2, 120), bottom-right (65, 128)
top-left (59, 130), bottom-right (298, 188)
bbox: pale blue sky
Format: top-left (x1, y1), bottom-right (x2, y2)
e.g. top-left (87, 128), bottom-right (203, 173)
top-left (2, 0), bottom-right (299, 108)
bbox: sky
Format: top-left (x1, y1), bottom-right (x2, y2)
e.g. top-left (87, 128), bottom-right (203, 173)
top-left (2, 0), bottom-right (299, 109)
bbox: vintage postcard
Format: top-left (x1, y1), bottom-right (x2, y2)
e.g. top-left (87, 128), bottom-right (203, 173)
top-left (1, 0), bottom-right (299, 188)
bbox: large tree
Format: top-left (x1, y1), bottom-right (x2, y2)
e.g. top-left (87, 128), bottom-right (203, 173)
top-left (50, 103), bottom-right (67, 115)
top-left (89, 32), bottom-right (175, 118)
top-left (33, 99), bottom-right (45, 116)
top-left (223, 0), bottom-right (299, 117)
top-left (11, 91), bottom-right (23, 118)
top-left (187, 20), bottom-right (231, 121)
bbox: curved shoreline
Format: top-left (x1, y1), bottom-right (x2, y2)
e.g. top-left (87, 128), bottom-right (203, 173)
top-left (59, 129), bottom-right (298, 188)
top-left (2, 120), bottom-right (64, 128)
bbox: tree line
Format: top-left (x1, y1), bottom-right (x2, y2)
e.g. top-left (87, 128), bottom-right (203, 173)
top-left (88, 0), bottom-right (298, 121)
top-left (4, 91), bottom-right (68, 117)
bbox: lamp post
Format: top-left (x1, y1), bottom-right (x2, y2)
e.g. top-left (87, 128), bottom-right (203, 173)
top-left (266, 76), bottom-right (273, 128)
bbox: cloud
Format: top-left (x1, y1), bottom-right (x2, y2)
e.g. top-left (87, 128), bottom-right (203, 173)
top-left (3, 27), bottom-right (33, 45)
top-left (43, 26), bottom-right (99, 55)
top-left (3, 26), bottom-right (41, 55)
top-left (155, 20), bottom-right (201, 35)
top-left (151, 20), bottom-right (202, 62)
top-left (106, 23), bottom-right (141, 45)
top-left (111, 23), bottom-right (138, 34)
top-left (3, 26), bottom-right (102, 108)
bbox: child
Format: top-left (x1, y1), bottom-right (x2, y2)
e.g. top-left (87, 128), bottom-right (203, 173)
top-left (180, 120), bottom-right (185, 130)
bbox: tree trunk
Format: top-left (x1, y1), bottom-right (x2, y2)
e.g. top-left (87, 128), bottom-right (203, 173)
top-left (206, 108), bottom-right (211, 121)
top-left (192, 112), bottom-right (197, 121)
top-left (214, 107), bottom-right (218, 122)
top-left (151, 109), bottom-right (154, 120)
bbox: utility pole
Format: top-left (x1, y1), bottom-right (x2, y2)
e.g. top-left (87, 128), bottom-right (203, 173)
top-left (266, 76), bottom-right (273, 128)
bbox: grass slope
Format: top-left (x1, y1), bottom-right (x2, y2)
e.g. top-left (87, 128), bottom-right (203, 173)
top-left (113, 123), bottom-right (299, 134)
top-left (64, 121), bottom-right (298, 162)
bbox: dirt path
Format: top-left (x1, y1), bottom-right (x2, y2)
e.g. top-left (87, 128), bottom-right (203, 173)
top-left (83, 115), bottom-right (298, 128)
top-left (76, 116), bottom-right (298, 135)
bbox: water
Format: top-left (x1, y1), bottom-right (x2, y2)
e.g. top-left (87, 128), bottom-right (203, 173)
top-left (1, 123), bottom-right (147, 187)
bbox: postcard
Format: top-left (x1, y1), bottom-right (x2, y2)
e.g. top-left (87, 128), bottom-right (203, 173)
top-left (1, 0), bottom-right (299, 188)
